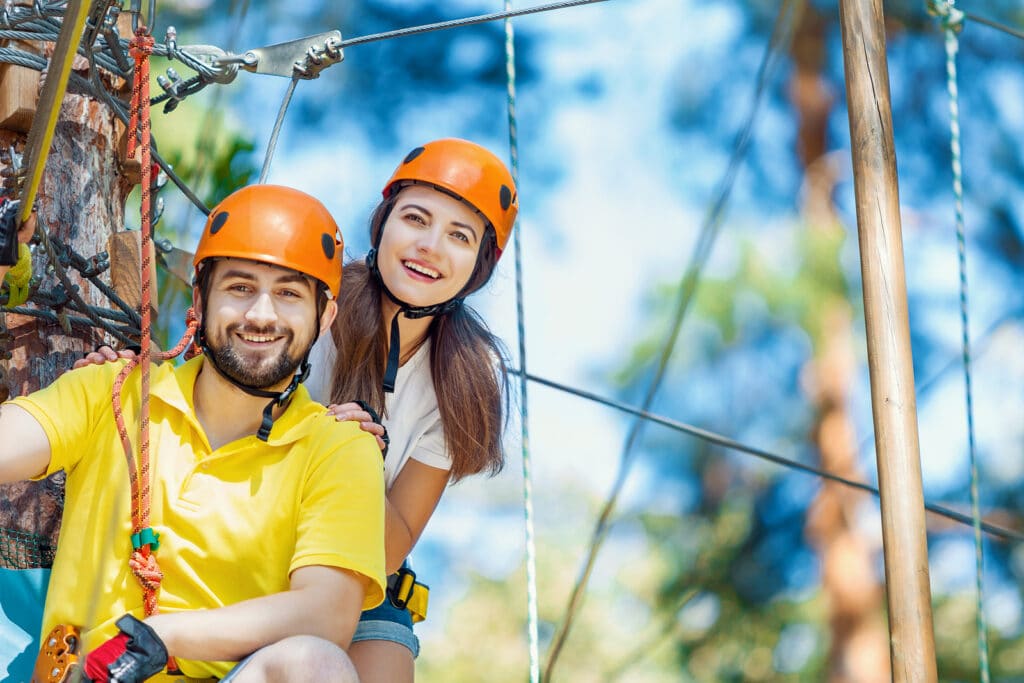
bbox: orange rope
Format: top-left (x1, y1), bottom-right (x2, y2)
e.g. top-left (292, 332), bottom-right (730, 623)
top-left (111, 29), bottom-right (204, 619)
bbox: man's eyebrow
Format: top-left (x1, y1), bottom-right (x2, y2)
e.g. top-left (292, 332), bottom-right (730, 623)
top-left (219, 269), bottom-right (258, 282)
top-left (273, 272), bottom-right (315, 288)
top-left (219, 268), bottom-right (314, 290)
top-left (400, 202), bottom-right (479, 242)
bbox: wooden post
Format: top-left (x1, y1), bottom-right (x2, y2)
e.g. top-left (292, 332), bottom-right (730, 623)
top-left (838, 0), bottom-right (938, 680)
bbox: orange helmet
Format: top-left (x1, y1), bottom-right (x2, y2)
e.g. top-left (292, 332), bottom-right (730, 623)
top-left (193, 185), bottom-right (344, 298)
top-left (383, 138), bottom-right (518, 256)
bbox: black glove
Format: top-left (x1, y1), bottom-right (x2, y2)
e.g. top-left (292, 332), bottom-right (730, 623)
top-left (82, 614), bottom-right (168, 683)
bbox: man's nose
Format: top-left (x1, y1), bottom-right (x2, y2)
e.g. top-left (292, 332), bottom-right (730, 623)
top-left (245, 291), bottom-right (278, 326)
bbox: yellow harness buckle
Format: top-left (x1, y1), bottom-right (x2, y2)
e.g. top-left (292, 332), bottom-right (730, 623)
top-left (388, 566), bottom-right (430, 624)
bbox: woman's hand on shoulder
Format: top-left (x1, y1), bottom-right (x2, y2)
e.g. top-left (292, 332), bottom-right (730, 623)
top-left (326, 401), bottom-right (387, 453)
top-left (72, 345), bottom-right (137, 370)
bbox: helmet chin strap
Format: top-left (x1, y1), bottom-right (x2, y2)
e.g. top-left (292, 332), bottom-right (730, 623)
top-left (366, 247), bottom-right (463, 392)
top-left (196, 320), bottom-right (314, 441)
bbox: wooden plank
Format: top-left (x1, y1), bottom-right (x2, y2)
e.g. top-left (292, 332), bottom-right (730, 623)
top-left (0, 60), bottom-right (40, 133)
top-left (838, 0), bottom-right (938, 680)
top-left (108, 230), bottom-right (158, 321)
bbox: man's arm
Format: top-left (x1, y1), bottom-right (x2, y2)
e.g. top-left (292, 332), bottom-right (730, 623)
top-left (142, 565), bottom-right (368, 663)
top-left (0, 402), bottom-right (52, 483)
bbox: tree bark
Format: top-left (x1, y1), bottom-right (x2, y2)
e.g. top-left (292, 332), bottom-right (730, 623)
top-left (0, 69), bottom-right (128, 568)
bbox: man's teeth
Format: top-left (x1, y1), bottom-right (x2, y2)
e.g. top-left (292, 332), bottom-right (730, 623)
top-left (404, 261), bottom-right (440, 279)
top-left (241, 334), bottom-right (277, 343)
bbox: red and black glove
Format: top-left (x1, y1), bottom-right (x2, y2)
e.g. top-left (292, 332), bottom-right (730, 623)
top-left (82, 614), bottom-right (168, 683)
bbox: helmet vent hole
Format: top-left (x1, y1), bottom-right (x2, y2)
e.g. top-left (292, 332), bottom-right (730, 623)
top-left (403, 147), bottom-right (426, 164)
top-left (210, 211), bottom-right (229, 234)
top-left (321, 233), bottom-right (336, 260)
top-left (499, 185), bottom-right (513, 211)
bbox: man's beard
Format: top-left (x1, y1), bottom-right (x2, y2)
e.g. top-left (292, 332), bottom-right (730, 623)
top-left (207, 324), bottom-right (305, 389)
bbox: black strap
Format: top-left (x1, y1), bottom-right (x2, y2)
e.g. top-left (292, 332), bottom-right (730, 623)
top-left (353, 399), bottom-right (389, 458)
top-left (195, 317), bottom-right (314, 442)
top-left (383, 310), bottom-right (401, 393)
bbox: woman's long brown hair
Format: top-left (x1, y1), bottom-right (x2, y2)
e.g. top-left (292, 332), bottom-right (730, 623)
top-left (329, 197), bottom-right (510, 482)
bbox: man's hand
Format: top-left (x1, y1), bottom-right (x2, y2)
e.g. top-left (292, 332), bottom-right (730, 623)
top-left (72, 345), bottom-right (138, 370)
top-left (326, 401), bottom-right (388, 454)
top-left (82, 614), bottom-right (168, 683)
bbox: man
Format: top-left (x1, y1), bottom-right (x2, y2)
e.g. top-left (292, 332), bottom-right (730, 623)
top-left (0, 185), bottom-right (385, 682)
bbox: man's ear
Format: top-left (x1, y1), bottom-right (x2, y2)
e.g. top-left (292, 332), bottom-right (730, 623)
top-left (192, 286), bottom-right (204, 320)
top-left (318, 299), bottom-right (338, 338)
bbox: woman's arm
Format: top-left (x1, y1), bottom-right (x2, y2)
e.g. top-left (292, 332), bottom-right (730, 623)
top-left (384, 459), bottom-right (449, 574)
top-left (145, 565), bottom-right (369, 662)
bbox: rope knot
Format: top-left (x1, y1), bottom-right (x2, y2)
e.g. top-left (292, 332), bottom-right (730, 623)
top-left (927, 0), bottom-right (965, 33)
top-left (129, 549), bottom-right (163, 593)
top-left (129, 31), bottom-right (156, 59)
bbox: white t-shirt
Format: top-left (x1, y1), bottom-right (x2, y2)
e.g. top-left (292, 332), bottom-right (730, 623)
top-left (306, 334), bottom-right (451, 489)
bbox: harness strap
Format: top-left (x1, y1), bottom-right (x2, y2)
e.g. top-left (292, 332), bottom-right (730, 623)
top-left (386, 566), bottom-right (430, 624)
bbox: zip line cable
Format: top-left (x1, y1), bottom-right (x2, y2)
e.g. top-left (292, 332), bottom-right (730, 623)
top-left (339, 0), bottom-right (610, 49)
top-left (928, 1), bottom-right (990, 679)
top-left (964, 12), bottom-right (1024, 41)
top-left (543, 1), bottom-right (802, 676)
top-left (512, 369), bottom-right (1023, 544)
top-left (258, 75), bottom-right (300, 184)
top-left (502, 4), bottom-right (541, 683)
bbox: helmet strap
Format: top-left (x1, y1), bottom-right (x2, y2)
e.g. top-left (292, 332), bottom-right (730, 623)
top-left (366, 247), bottom-right (464, 393)
top-left (196, 317), bottom-right (314, 441)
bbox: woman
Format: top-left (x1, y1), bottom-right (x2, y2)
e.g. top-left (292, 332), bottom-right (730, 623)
top-left (306, 138), bottom-right (517, 682)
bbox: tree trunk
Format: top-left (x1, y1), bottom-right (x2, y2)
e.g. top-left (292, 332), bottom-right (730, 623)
top-left (0, 65), bottom-right (128, 568)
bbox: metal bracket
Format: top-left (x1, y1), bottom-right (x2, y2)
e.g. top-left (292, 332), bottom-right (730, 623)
top-left (236, 30), bottom-right (344, 80)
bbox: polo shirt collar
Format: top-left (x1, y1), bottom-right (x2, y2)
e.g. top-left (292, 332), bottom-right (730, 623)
top-left (149, 356), bottom-right (324, 446)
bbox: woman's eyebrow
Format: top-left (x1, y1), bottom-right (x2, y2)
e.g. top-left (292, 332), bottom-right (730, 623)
top-left (400, 202), bottom-right (478, 241)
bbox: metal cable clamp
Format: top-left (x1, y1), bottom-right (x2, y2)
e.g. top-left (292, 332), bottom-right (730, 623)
top-left (222, 30), bottom-right (344, 79)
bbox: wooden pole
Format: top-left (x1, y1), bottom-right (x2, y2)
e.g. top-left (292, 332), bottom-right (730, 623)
top-left (838, 0), bottom-right (937, 680)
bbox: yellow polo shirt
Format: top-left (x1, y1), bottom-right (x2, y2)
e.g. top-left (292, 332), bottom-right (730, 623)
top-left (11, 356), bottom-right (385, 679)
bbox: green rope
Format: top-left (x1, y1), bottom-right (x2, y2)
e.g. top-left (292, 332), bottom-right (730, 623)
top-left (503, 3), bottom-right (540, 682)
top-left (927, 2), bottom-right (989, 680)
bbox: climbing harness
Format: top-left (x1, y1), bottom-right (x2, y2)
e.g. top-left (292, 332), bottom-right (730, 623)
top-left (387, 565), bottom-right (430, 624)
